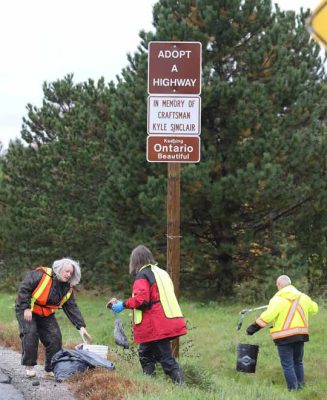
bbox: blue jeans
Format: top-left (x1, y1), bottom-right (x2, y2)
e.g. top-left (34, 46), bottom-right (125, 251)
top-left (277, 342), bottom-right (304, 390)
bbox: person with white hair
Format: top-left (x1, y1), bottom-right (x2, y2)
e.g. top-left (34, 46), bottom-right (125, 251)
top-left (246, 275), bottom-right (318, 391)
top-left (15, 257), bottom-right (92, 378)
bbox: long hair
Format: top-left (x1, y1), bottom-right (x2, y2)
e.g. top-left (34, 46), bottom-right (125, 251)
top-left (52, 258), bottom-right (81, 286)
top-left (129, 245), bottom-right (155, 276)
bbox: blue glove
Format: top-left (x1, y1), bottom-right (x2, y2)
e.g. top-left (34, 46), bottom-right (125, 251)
top-left (112, 301), bottom-right (125, 313)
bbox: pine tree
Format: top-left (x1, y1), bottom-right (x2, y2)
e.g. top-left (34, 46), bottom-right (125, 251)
top-left (1, 1), bottom-right (326, 298)
top-left (0, 76), bottom-right (116, 286)
top-left (105, 0), bottom-right (326, 297)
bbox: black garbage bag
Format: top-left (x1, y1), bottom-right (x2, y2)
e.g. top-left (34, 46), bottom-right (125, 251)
top-left (114, 317), bottom-right (129, 349)
top-left (51, 348), bottom-right (115, 382)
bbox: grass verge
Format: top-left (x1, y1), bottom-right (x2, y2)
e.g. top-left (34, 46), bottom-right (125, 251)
top-left (1, 291), bottom-right (326, 400)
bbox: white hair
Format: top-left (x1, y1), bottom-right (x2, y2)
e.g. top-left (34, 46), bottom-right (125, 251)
top-left (52, 258), bottom-right (81, 286)
top-left (276, 275), bottom-right (291, 289)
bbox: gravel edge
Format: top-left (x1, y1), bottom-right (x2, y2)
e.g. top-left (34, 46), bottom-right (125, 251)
top-left (0, 346), bottom-right (76, 400)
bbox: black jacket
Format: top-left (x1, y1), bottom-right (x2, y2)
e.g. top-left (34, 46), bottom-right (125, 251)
top-left (16, 269), bottom-right (86, 329)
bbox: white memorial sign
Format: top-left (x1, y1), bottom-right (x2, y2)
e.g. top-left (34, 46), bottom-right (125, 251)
top-left (147, 96), bottom-right (201, 135)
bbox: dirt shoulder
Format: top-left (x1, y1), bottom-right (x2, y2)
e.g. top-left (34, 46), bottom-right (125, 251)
top-left (0, 346), bottom-right (76, 400)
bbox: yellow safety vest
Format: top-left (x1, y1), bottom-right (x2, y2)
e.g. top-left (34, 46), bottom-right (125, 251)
top-left (134, 264), bottom-right (183, 324)
top-left (256, 285), bottom-right (318, 340)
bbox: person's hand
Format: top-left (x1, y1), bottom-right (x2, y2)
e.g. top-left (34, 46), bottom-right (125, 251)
top-left (246, 326), bottom-right (255, 336)
top-left (24, 309), bottom-right (32, 322)
top-left (246, 322), bottom-right (261, 336)
top-left (79, 326), bottom-right (92, 342)
top-left (112, 301), bottom-right (125, 313)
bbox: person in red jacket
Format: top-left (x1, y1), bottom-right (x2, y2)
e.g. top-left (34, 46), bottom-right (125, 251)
top-left (108, 244), bottom-right (187, 384)
top-left (15, 257), bottom-right (92, 378)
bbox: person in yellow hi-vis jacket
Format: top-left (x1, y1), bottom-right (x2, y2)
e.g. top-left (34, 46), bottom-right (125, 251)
top-left (246, 275), bottom-right (318, 391)
top-left (108, 245), bottom-right (187, 384)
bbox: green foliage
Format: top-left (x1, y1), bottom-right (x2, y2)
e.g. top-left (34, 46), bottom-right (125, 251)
top-left (181, 362), bottom-right (214, 391)
top-left (0, 1), bottom-right (326, 298)
top-left (234, 279), bottom-right (271, 303)
top-left (0, 76), bottom-right (122, 286)
top-left (149, 0), bottom-right (326, 296)
top-left (308, 254), bottom-right (327, 298)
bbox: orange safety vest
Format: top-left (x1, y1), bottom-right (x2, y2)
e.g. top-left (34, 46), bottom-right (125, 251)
top-left (31, 267), bottom-right (73, 316)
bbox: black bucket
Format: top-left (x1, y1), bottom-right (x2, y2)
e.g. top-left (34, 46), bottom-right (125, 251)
top-left (236, 343), bottom-right (259, 373)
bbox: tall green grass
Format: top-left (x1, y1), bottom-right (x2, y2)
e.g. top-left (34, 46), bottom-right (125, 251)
top-left (1, 292), bottom-right (326, 400)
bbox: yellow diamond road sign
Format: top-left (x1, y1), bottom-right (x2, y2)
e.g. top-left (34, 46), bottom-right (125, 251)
top-left (307, 0), bottom-right (327, 48)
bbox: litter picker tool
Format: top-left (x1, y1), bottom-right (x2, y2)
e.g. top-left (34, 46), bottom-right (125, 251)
top-left (79, 329), bottom-right (88, 344)
top-left (236, 305), bottom-right (268, 331)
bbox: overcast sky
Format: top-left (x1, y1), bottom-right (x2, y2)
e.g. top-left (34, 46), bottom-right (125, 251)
top-left (0, 0), bottom-right (321, 150)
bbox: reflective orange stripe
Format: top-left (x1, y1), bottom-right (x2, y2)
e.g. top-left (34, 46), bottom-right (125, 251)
top-left (295, 302), bottom-right (308, 326)
top-left (271, 327), bottom-right (309, 339)
top-left (31, 267), bottom-right (52, 311)
top-left (271, 295), bottom-right (309, 339)
top-left (283, 298), bottom-right (299, 329)
top-left (256, 318), bottom-right (268, 327)
top-left (282, 295), bottom-right (307, 330)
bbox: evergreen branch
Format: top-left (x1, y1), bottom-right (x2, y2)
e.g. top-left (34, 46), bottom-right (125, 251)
top-left (253, 196), bottom-right (312, 232)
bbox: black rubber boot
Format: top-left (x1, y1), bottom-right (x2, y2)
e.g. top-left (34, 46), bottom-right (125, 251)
top-left (143, 364), bottom-right (156, 377)
top-left (170, 368), bottom-right (184, 384)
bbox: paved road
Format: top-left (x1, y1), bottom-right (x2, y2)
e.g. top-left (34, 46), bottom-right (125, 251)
top-left (0, 370), bottom-right (24, 400)
top-left (0, 346), bottom-right (75, 400)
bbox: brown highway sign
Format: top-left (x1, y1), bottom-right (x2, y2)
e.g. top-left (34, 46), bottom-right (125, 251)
top-left (148, 41), bottom-right (202, 95)
top-left (147, 135), bottom-right (200, 163)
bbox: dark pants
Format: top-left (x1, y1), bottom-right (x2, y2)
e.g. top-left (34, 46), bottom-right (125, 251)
top-left (16, 310), bottom-right (62, 372)
top-left (138, 338), bottom-right (180, 376)
top-left (277, 342), bottom-right (304, 391)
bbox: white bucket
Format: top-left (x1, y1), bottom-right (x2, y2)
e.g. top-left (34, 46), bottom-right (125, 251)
top-left (80, 344), bottom-right (108, 358)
